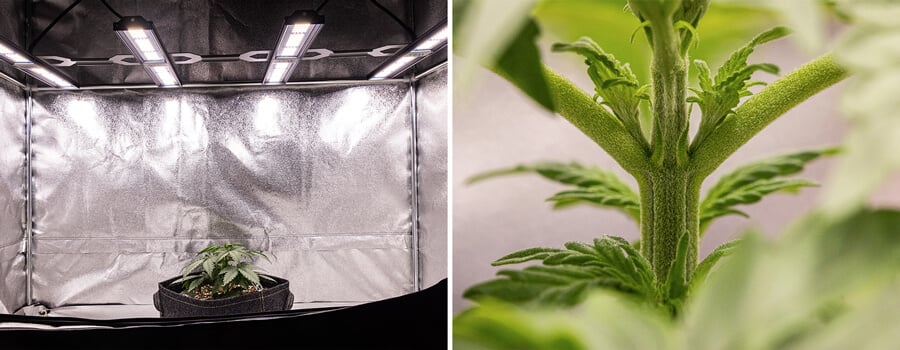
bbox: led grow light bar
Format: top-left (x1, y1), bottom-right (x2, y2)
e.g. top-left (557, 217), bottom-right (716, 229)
top-left (114, 16), bottom-right (181, 87)
top-left (369, 21), bottom-right (447, 80)
top-left (0, 36), bottom-right (76, 88)
top-left (263, 10), bottom-right (325, 85)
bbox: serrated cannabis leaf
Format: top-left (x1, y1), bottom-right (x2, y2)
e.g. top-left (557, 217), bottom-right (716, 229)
top-left (701, 178), bottom-right (818, 226)
top-left (689, 239), bottom-right (741, 293)
top-left (464, 236), bottom-right (656, 307)
top-left (553, 37), bottom-right (650, 150)
top-left (689, 27), bottom-right (790, 152)
top-left (493, 247), bottom-right (564, 266)
top-left (221, 266), bottom-right (239, 286)
top-left (467, 162), bottom-right (641, 220)
top-left (238, 264), bottom-right (261, 286)
top-left (699, 148), bottom-right (836, 233)
top-left (457, 210), bottom-right (900, 350)
top-left (664, 232), bottom-right (691, 314)
top-left (547, 187), bottom-right (641, 220)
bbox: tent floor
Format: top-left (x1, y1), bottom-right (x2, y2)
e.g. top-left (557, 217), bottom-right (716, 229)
top-left (0, 280), bottom-right (447, 349)
top-left (28, 302), bottom-right (358, 320)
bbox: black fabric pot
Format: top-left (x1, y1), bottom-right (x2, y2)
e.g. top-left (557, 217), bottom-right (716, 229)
top-left (153, 275), bottom-right (294, 318)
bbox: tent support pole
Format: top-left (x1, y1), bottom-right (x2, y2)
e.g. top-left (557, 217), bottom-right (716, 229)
top-left (409, 80), bottom-right (421, 292)
top-left (24, 90), bottom-right (34, 306)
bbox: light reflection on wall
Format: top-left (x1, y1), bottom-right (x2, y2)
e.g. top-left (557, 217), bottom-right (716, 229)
top-left (66, 99), bottom-right (106, 142)
top-left (254, 97), bottom-right (284, 137)
top-left (319, 88), bottom-right (380, 155)
top-left (162, 98), bottom-right (208, 154)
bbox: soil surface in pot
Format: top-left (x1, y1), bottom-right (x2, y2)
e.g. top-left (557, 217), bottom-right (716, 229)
top-left (184, 283), bottom-right (262, 300)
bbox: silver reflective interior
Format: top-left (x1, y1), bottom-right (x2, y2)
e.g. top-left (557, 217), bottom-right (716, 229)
top-left (29, 84), bottom-right (416, 307)
top-left (416, 69), bottom-right (448, 288)
top-left (0, 79), bottom-right (26, 313)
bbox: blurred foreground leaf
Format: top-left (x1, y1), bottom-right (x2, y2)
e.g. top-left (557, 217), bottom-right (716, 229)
top-left (454, 0), bottom-right (554, 111)
top-left (823, 0), bottom-right (900, 216)
top-left (455, 292), bottom-right (671, 350)
top-left (457, 209), bottom-right (900, 349)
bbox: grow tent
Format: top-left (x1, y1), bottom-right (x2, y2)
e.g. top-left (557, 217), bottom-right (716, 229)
top-left (0, 0), bottom-right (447, 325)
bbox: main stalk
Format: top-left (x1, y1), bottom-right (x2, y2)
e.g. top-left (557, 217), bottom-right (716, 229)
top-left (639, 171), bottom-right (701, 281)
top-left (635, 2), bottom-right (700, 282)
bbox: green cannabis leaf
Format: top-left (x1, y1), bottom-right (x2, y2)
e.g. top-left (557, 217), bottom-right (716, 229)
top-left (455, 292), bottom-right (671, 350)
top-left (552, 38), bottom-right (650, 150)
top-left (689, 27), bottom-right (789, 152)
top-left (823, 0), bottom-right (900, 216)
top-left (463, 236), bottom-right (656, 307)
top-left (467, 162), bottom-right (640, 221)
top-left (663, 232), bottom-right (691, 314)
top-left (699, 148), bottom-right (837, 233)
top-left (456, 210), bottom-right (900, 350)
top-left (688, 239), bottom-right (741, 293)
top-left (454, 0), bottom-right (554, 111)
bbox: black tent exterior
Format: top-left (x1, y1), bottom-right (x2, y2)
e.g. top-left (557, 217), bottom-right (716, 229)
top-left (0, 279), bottom-right (447, 349)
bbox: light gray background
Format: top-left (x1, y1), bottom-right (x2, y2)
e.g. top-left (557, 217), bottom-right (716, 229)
top-left (452, 38), bottom-right (900, 312)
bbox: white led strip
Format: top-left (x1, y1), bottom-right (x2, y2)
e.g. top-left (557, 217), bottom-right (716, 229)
top-left (0, 42), bottom-right (31, 64)
top-left (115, 17), bottom-right (181, 88)
top-left (126, 29), bottom-right (164, 62)
top-left (371, 56), bottom-right (417, 80)
top-left (278, 24), bottom-right (311, 57)
top-left (263, 11), bottom-right (324, 85)
top-left (0, 39), bottom-right (76, 88)
top-left (149, 65), bottom-right (178, 87)
top-left (370, 24), bottom-right (446, 80)
top-left (413, 27), bottom-right (448, 52)
top-left (27, 67), bottom-right (75, 88)
top-left (265, 61), bottom-right (293, 84)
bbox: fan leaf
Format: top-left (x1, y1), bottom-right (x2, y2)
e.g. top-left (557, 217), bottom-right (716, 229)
top-left (689, 27), bottom-right (790, 151)
top-left (552, 37), bottom-right (648, 149)
top-left (468, 162), bottom-right (640, 220)
top-left (700, 148), bottom-right (837, 233)
top-left (464, 236), bottom-right (656, 308)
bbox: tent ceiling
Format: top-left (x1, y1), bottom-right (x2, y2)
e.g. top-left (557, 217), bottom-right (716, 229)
top-left (1, 0), bottom-right (446, 87)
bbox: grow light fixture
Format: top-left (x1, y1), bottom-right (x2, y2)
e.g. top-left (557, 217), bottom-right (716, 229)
top-left (263, 10), bottom-right (325, 85)
top-left (0, 36), bottom-right (76, 88)
top-left (114, 16), bottom-right (181, 87)
top-left (369, 21), bottom-right (447, 80)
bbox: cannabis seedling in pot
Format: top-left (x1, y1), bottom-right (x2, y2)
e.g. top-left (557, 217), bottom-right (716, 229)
top-left (173, 243), bottom-right (274, 300)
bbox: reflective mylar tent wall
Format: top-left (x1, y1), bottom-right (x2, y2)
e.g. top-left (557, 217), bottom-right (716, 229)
top-left (0, 0), bottom-right (27, 315)
top-left (0, 0), bottom-right (446, 317)
top-left (0, 78), bottom-right (27, 315)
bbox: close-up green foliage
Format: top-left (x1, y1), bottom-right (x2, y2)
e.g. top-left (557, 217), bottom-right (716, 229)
top-left (453, 0), bottom-right (900, 348)
top-left (172, 243), bottom-right (274, 300)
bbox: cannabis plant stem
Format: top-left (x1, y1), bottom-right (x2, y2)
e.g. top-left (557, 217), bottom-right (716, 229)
top-left (640, 172), bottom-right (701, 282)
top-left (648, 18), bottom-right (689, 167)
top-left (690, 54), bottom-right (848, 176)
top-left (642, 13), bottom-right (696, 282)
top-left (538, 67), bottom-right (650, 174)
